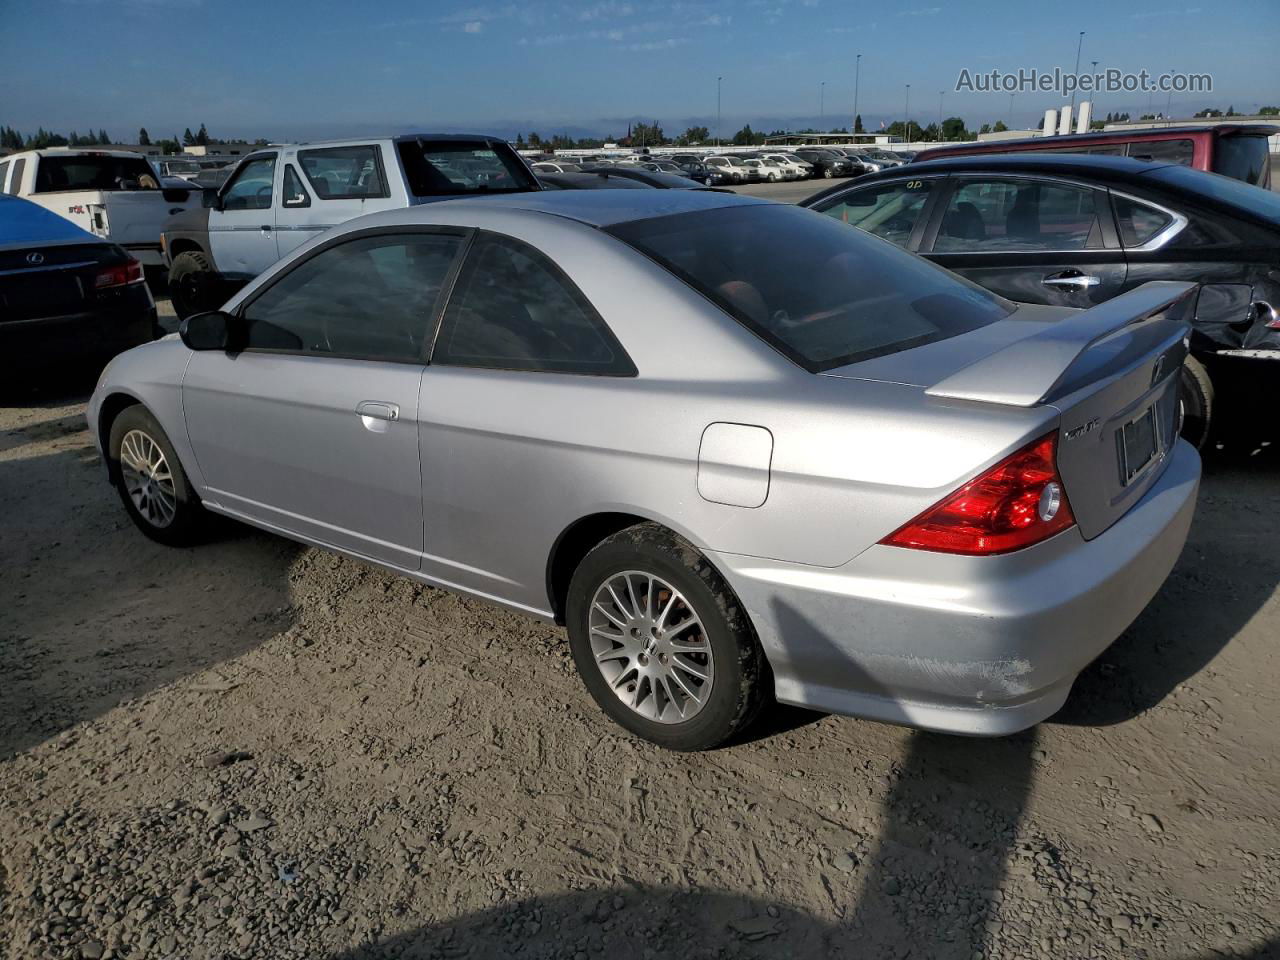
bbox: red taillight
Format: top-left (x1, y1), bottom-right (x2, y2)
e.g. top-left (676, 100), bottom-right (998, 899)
top-left (880, 432), bottom-right (1076, 556)
top-left (96, 258), bottom-right (144, 289)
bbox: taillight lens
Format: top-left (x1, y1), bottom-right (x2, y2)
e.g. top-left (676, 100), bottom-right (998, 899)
top-left (880, 432), bottom-right (1076, 556)
top-left (96, 258), bottom-right (144, 289)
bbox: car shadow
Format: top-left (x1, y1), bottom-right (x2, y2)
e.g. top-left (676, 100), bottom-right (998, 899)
top-left (0, 402), bottom-right (301, 762)
top-left (1053, 434), bottom-right (1279, 727)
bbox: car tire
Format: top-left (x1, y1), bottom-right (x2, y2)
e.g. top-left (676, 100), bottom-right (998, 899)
top-left (822, 167), bottom-right (834, 179)
top-left (1177, 355), bottom-right (1214, 450)
top-left (167, 250), bottom-right (222, 320)
top-left (566, 522), bottom-right (768, 751)
top-left (108, 405), bottom-right (204, 546)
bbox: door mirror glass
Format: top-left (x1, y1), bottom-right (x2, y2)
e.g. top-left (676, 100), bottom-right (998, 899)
top-left (180, 311), bottom-right (241, 352)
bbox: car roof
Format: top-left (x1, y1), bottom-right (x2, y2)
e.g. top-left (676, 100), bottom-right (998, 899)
top-left (875, 152), bottom-right (1180, 184)
top-left (0, 194), bottom-right (103, 251)
top-left (268, 133), bottom-right (513, 149)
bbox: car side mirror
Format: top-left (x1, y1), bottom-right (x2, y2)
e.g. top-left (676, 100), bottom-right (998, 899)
top-left (202, 188), bottom-right (222, 210)
top-left (180, 310), bottom-right (244, 352)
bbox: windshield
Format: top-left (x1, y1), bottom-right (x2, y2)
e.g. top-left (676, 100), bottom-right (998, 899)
top-left (34, 155), bottom-right (159, 192)
top-left (1147, 163), bottom-right (1280, 226)
top-left (608, 204), bottom-right (1013, 372)
top-left (1213, 135), bottom-right (1271, 187)
top-left (396, 139), bottom-right (539, 196)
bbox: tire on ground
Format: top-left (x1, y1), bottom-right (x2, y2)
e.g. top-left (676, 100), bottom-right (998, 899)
top-left (565, 522), bottom-right (768, 751)
top-left (1178, 355), bottom-right (1214, 450)
top-left (167, 250), bottom-right (223, 321)
top-left (107, 404), bottom-right (205, 546)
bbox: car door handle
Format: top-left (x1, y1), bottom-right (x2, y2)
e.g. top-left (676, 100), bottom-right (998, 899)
top-left (357, 401), bottom-right (399, 422)
top-left (1042, 272), bottom-right (1100, 289)
top-left (260, 225), bottom-right (272, 233)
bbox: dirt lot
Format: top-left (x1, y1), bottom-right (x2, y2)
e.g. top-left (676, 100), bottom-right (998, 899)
top-left (1, 379), bottom-right (1278, 960)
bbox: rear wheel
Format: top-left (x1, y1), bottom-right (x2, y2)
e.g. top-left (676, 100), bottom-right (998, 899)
top-left (108, 405), bottom-right (204, 546)
top-left (167, 250), bottom-right (222, 320)
top-left (1178, 355), bottom-right (1214, 450)
top-left (566, 523), bottom-right (767, 751)
top-left (821, 167), bottom-right (834, 179)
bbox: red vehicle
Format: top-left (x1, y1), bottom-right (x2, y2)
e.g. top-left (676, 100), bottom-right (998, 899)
top-left (914, 124), bottom-right (1276, 188)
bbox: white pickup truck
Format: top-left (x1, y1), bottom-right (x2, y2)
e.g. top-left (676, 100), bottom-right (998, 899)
top-left (159, 134), bottom-right (540, 317)
top-left (0, 149), bottom-right (200, 268)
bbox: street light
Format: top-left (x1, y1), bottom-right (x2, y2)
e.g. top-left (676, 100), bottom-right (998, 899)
top-left (1166, 72), bottom-right (1174, 121)
top-left (1091, 60), bottom-right (1100, 118)
top-left (853, 53), bottom-right (862, 138)
top-left (1070, 31), bottom-right (1085, 113)
top-left (820, 80), bottom-right (825, 125)
top-left (1008, 92), bottom-right (1015, 128)
top-left (937, 90), bottom-right (944, 141)
top-left (716, 75), bottom-right (722, 147)
top-left (903, 84), bottom-right (910, 144)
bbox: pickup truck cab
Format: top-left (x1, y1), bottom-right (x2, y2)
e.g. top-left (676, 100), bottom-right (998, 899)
top-left (0, 149), bottom-right (200, 268)
top-left (161, 134), bottom-right (539, 317)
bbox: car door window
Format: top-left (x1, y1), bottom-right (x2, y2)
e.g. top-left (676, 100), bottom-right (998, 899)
top-left (298, 145), bottom-right (388, 199)
top-left (282, 165), bottom-right (310, 208)
top-left (432, 233), bottom-right (635, 376)
top-left (933, 179), bottom-right (1102, 252)
top-left (221, 156), bottom-right (276, 211)
top-left (241, 233), bottom-right (463, 361)
top-left (812, 180), bottom-right (935, 248)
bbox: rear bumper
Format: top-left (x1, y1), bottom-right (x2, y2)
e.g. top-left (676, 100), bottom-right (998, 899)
top-left (711, 439), bottom-right (1201, 736)
top-left (0, 298), bottom-right (157, 373)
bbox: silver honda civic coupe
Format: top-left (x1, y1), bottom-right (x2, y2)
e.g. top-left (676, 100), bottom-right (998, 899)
top-left (88, 190), bottom-right (1200, 750)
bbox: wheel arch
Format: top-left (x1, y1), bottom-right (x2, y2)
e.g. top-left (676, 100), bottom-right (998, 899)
top-left (167, 238), bottom-right (208, 259)
top-left (97, 391), bottom-right (145, 483)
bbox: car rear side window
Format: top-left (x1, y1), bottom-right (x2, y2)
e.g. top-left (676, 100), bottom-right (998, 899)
top-left (242, 233), bottom-right (464, 362)
top-left (0, 161), bottom-right (9, 193)
top-left (933, 179), bottom-right (1103, 252)
top-left (396, 140), bottom-right (538, 196)
top-left (298, 145), bottom-right (388, 200)
top-left (1126, 138), bottom-right (1194, 166)
top-left (433, 233), bottom-right (635, 376)
top-left (608, 204), bottom-right (1012, 373)
top-left (1112, 196), bottom-right (1175, 247)
top-left (812, 180), bottom-right (935, 248)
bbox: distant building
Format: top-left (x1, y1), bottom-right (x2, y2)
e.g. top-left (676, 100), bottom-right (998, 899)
top-left (976, 129), bottom-right (1041, 143)
top-left (185, 142), bottom-right (257, 158)
top-left (103, 143), bottom-right (165, 157)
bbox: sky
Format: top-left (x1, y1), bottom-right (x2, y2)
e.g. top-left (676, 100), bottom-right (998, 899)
top-left (1, 0), bottom-right (1277, 143)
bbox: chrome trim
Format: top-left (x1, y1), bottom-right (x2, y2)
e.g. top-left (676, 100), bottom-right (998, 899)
top-left (1214, 349), bottom-right (1280, 359)
top-left (0, 260), bottom-right (96, 277)
top-left (1108, 188), bottom-right (1189, 252)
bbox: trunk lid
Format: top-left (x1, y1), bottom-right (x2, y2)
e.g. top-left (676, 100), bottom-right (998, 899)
top-left (822, 282), bottom-right (1197, 540)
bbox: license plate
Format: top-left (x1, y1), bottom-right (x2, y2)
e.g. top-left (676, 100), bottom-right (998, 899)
top-left (1119, 405), bottom-right (1159, 485)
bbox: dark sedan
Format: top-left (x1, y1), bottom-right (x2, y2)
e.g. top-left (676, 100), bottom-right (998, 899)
top-left (0, 194), bottom-right (157, 384)
top-left (576, 166), bottom-right (715, 190)
top-left (801, 153), bottom-right (1280, 447)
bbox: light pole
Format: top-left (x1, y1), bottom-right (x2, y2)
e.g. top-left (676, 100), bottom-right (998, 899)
top-left (1166, 72), bottom-right (1174, 120)
top-left (716, 76), bottom-right (722, 147)
top-left (937, 90), bottom-right (944, 141)
top-left (1070, 31), bottom-right (1085, 113)
top-left (903, 84), bottom-right (910, 144)
top-left (1091, 60), bottom-right (1100, 118)
top-left (853, 53), bottom-right (862, 137)
top-left (820, 80), bottom-right (825, 126)
top-left (1008, 92), bottom-right (1015, 128)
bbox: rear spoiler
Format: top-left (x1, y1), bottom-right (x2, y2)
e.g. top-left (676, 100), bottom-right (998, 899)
top-left (926, 281), bottom-right (1197, 407)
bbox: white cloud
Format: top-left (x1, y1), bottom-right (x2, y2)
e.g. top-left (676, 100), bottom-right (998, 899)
top-left (624, 37), bottom-right (689, 50)
top-left (464, 20), bottom-right (484, 32)
top-left (578, 1), bottom-right (634, 21)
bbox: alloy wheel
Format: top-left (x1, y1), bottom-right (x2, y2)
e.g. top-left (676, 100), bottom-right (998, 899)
top-left (588, 570), bottom-right (714, 724)
top-left (119, 429), bottom-right (177, 528)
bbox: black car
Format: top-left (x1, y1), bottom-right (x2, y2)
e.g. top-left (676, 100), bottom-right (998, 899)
top-left (0, 194), bottom-right (156, 383)
top-left (794, 148), bottom-right (853, 179)
top-left (576, 166), bottom-right (715, 190)
top-left (535, 172), bottom-right (652, 190)
top-left (801, 152), bottom-right (1280, 446)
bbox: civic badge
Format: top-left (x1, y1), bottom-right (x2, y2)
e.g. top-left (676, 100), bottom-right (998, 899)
top-left (26, 252), bottom-right (44, 265)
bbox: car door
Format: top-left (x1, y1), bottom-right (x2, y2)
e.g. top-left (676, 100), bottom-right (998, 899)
top-left (182, 228), bottom-right (468, 569)
top-left (208, 152), bottom-right (280, 280)
top-left (276, 144), bottom-right (394, 262)
top-left (806, 175), bottom-right (944, 251)
top-left (921, 175), bottom-right (1127, 308)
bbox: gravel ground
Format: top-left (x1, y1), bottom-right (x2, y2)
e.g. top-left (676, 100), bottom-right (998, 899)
top-left (2, 372), bottom-right (1278, 960)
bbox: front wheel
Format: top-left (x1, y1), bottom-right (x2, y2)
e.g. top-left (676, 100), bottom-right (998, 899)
top-left (167, 250), bottom-right (223, 320)
top-left (108, 405), bottom-right (204, 546)
top-left (566, 523), bottom-right (767, 751)
top-left (821, 167), bottom-right (834, 179)
top-left (1177, 355), bottom-right (1214, 450)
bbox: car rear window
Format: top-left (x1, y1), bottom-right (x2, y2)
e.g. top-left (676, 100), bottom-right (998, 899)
top-left (607, 204), bottom-right (1013, 372)
top-left (1213, 135), bottom-right (1270, 187)
top-left (1146, 164), bottom-right (1280, 227)
top-left (34, 155), bottom-right (159, 192)
top-left (396, 140), bottom-right (538, 196)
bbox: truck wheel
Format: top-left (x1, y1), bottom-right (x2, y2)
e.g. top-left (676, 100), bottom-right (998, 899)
top-left (168, 251), bottom-right (222, 320)
top-left (1177, 356), bottom-right (1214, 450)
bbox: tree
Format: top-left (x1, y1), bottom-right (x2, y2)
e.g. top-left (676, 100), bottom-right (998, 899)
top-left (991, 120), bottom-right (1008, 133)
top-left (1226, 105), bottom-right (1236, 117)
top-left (1139, 113), bottom-right (1156, 121)
top-left (676, 125), bottom-right (709, 145)
top-left (514, 133), bottom-right (526, 149)
top-left (979, 123), bottom-right (992, 135)
top-left (1195, 107), bottom-right (1224, 118)
top-left (942, 116), bottom-right (969, 140)
top-left (183, 127), bottom-right (195, 146)
top-left (632, 122), bottom-right (664, 146)
top-left (854, 114), bottom-right (864, 133)
top-left (196, 123), bottom-right (209, 146)
top-left (98, 129), bottom-right (110, 144)
top-left (138, 127), bottom-right (151, 145)
top-left (156, 138), bottom-right (181, 156)
top-left (1260, 106), bottom-right (1279, 116)
top-left (527, 132), bottom-right (542, 148)
top-left (885, 120), bottom-right (926, 142)
top-left (731, 124), bottom-right (763, 146)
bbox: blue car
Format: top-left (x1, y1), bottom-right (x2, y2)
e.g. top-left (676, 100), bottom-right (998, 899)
top-left (1, 194), bottom-right (157, 381)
